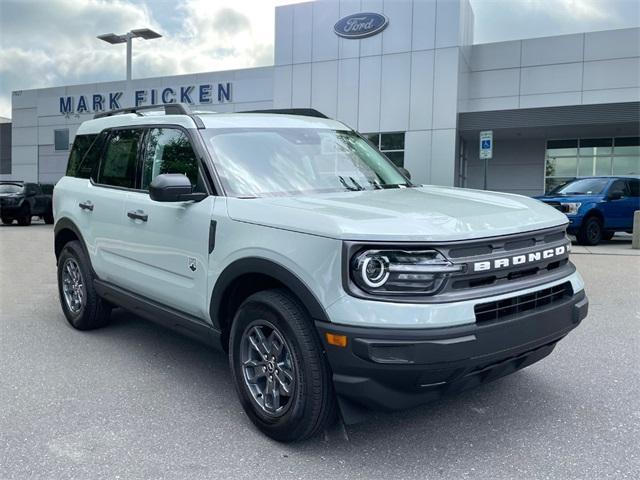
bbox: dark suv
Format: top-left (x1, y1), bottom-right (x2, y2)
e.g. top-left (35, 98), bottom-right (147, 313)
top-left (0, 181), bottom-right (54, 226)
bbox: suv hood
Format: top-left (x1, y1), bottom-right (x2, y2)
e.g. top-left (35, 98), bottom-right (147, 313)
top-left (227, 186), bottom-right (568, 242)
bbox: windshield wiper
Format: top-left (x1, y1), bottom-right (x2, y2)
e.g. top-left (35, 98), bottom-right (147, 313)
top-left (338, 176), bottom-right (364, 191)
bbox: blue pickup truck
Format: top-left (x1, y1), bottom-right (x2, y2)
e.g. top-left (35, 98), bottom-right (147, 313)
top-left (536, 176), bottom-right (640, 245)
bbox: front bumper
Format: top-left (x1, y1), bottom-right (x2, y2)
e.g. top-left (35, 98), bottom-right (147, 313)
top-left (317, 290), bottom-right (588, 415)
top-left (565, 214), bottom-right (584, 233)
top-left (0, 202), bottom-right (25, 216)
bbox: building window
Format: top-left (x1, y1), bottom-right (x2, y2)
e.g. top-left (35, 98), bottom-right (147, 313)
top-left (54, 129), bottom-right (70, 151)
top-left (544, 137), bottom-right (640, 192)
top-left (363, 132), bottom-right (405, 167)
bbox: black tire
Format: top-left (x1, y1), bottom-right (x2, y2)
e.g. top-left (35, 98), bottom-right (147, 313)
top-left (229, 289), bottom-right (336, 442)
top-left (576, 216), bottom-right (603, 246)
top-left (44, 210), bottom-right (54, 224)
top-left (602, 231), bottom-right (615, 241)
top-left (1, 217), bottom-right (12, 225)
top-left (17, 205), bottom-right (31, 226)
top-left (57, 240), bottom-right (112, 330)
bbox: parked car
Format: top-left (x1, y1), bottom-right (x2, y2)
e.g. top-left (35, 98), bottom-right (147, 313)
top-left (536, 176), bottom-right (640, 245)
top-left (0, 181), bottom-right (54, 225)
top-left (53, 104), bottom-right (588, 442)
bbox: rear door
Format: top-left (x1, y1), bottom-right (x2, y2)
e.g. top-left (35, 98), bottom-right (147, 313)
top-left (119, 127), bottom-right (214, 320)
top-left (88, 128), bottom-right (144, 285)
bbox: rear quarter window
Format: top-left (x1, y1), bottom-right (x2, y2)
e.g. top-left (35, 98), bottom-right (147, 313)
top-left (66, 134), bottom-right (102, 179)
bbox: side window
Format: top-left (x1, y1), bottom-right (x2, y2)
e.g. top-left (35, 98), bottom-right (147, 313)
top-left (25, 184), bottom-right (38, 195)
top-left (626, 179), bottom-right (639, 197)
top-left (98, 129), bottom-right (143, 189)
top-left (140, 128), bottom-right (204, 192)
top-left (609, 179), bottom-right (629, 197)
top-left (66, 134), bottom-right (97, 178)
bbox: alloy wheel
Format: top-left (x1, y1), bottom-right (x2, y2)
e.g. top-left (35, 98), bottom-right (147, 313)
top-left (62, 258), bottom-right (85, 314)
top-left (240, 320), bottom-right (296, 417)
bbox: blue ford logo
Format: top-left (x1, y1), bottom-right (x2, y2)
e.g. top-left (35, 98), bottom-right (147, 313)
top-left (334, 12), bottom-right (388, 39)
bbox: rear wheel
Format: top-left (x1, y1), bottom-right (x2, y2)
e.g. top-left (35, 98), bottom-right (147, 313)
top-left (576, 216), bottom-right (603, 246)
top-left (57, 240), bottom-right (112, 330)
top-left (17, 205), bottom-right (31, 226)
top-left (44, 210), bottom-right (54, 224)
top-left (229, 289), bottom-right (336, 442)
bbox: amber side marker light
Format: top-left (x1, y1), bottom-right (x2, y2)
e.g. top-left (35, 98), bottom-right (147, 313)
top-left (325, 332), bottom-right (348, 348)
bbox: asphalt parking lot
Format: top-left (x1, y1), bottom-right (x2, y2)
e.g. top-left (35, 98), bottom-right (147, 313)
top-left (1, 223), bottom-right (639, 479)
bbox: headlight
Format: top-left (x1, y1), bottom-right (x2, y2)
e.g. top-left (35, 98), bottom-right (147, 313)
top-left (561, 202), bottom-right (581, 215)
top-left (350, 249), bottom-right (463, 295)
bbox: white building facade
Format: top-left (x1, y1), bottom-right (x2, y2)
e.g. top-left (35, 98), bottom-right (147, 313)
top-left (5, 0), bottom-right (640, 195)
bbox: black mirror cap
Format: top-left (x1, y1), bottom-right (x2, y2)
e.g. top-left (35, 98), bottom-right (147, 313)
top-left (398, 167), bottom-right (412, 180)
top-left (149, 173), bottom-right (194, 202)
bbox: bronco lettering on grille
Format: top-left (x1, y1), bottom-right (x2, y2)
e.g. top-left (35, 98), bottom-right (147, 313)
top-left (473, 244), bottom-right (570, 272)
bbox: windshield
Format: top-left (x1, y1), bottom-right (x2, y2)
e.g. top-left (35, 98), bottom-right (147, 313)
top-left (0, 184), bottom-right (23, 194)
top-left (549, 178), bottom-right (609, 195)
top-left (202, 128), bottom-right (410, 197)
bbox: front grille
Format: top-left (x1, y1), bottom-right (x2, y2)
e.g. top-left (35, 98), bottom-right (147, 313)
top-left (543, 201), bottom-right (567, 213)
top-left (474, 282), bottom-right (573, 323)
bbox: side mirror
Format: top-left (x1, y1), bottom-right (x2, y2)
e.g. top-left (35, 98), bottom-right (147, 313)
top-left (608, 190), bottom-right (623, 201)
top-left (398, 167), bottom-right (412, 180)
top-left (149, 174), bottom-right (207, 202)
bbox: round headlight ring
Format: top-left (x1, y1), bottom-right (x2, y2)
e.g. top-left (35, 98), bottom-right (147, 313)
top-left (360, 255), bottom-right (389, 288)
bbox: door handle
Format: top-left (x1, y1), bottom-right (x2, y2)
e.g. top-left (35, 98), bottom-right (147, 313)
top-left (78, 201), bottom-right (94, 211)
top-left (127, 209), bottom-right (148, 222)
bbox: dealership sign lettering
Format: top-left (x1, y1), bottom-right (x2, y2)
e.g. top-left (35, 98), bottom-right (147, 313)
top-left (334, 12), bottom-right (388, 39)
top-left (59, 82), bottom-right (232, 115)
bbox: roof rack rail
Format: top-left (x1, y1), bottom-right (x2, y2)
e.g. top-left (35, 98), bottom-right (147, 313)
top-left (94, 103), bottom-right (192, 119)
top-left (93, 103), bottom-right (205, 128)
top-left (240, 108), bottom-right (329, 119)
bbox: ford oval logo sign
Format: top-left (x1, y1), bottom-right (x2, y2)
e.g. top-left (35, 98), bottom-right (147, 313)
top-left (334, 12), bottom-right (388, 39)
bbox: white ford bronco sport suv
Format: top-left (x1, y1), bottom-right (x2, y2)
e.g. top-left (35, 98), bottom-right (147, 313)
top-left (54, 104), bottom-right (588, 442)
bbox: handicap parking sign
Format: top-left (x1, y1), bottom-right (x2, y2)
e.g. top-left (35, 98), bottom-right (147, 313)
top-left (479, 131), bottom-right (493, 160)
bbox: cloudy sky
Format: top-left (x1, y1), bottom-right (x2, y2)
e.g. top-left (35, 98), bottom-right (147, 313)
top-left (0, 0), bottom-right (639, 118)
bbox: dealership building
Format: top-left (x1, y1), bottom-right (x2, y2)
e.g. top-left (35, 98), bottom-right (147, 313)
top-left (4, 0), bottom-right (640, 195)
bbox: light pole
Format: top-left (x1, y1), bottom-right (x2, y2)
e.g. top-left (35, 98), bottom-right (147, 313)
top-left (97, 28), bottom-right (162, 81)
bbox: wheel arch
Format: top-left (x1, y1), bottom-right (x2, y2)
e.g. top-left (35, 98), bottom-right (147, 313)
top-left (210, 257), bottom-right (330, 350)
top-left (581, 207), bottom-right (605, 227)
top-left (54, 218), bottom-right (89, 263)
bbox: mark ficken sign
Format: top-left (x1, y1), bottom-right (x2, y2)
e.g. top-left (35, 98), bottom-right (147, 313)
top-left (58, 82), bottom-right (232, 116)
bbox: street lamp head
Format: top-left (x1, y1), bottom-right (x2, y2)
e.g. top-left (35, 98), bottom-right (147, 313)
top-left (97, 28), bottom-right (162, 81)
top-left (96, 33), bottom-right (127, 44)
top-left (130, 28), bottom-right (162, 40)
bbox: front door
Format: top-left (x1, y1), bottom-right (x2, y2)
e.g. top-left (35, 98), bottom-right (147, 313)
top-left (602, 179), bottom-right (639, 230)
top-left (118, 127), bottom-right (214, 320)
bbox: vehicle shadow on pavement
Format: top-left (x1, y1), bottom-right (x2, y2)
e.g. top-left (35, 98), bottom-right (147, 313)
top-left (97, 308), bottom-right (563, 455)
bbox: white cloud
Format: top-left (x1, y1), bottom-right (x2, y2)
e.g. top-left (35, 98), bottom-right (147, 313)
top-left (0, 0), bottom-right (302, 117)
top-left (1, 0), bottom-right (638, 118)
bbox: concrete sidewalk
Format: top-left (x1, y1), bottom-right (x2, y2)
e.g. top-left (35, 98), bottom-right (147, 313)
top-left (570, 233), bottom-right (640, 256)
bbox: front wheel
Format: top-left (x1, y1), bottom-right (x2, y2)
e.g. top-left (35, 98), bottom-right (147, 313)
top-left (229, 289), bottom-right (336, 442)
top-left (576, 216), bottom-right (603, 246)
top-left (1, 217), bottom-right (12, 225)
top-left (602, 231), bottom-right (615, 241)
